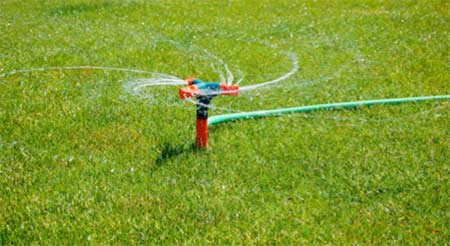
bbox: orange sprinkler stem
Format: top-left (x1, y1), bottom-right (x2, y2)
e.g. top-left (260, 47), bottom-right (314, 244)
top-left (195, 96), bottom-right (212, 149)
top-left (196, 119), bottom-right (208, 148)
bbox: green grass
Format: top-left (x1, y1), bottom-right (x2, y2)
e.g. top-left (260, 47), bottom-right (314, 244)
top-left (1, 0), bottom-right (449, 244)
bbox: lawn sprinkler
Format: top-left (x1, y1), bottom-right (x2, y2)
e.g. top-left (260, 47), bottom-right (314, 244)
top-left (179, 77), bottom-right (239, 149)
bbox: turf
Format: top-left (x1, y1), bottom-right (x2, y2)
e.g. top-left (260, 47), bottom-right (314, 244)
top-left (1, 0), bottom-right (449, 244)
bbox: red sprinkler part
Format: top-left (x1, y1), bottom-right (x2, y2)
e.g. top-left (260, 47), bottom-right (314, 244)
top-left (220, 84), bottom-right (240, 96)
top-left (179, 85), bottom-right (199, 99)
top-left (178, 77), bottom-right (240, 148)
top-left (196, 118), bottom-right (208, 148)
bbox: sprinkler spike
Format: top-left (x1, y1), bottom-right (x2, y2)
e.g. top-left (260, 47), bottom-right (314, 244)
top-left (179, 77), bottom-right (239, 148)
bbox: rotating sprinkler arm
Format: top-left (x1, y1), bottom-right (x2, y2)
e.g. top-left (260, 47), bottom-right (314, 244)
top-left (179, 77), bottom-right (239, 99)
top-left (179, 77), bottom-right (239, 148)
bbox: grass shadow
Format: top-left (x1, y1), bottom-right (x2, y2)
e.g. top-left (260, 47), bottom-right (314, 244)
top-left (155, 142), bottom-right (198, 166)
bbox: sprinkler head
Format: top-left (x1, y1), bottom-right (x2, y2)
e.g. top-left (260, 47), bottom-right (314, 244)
top-left (179, 77), bottom-right (239, 100)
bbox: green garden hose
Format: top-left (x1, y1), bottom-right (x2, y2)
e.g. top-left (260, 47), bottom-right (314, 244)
top-left (208, 95), bottom-right (450, 127)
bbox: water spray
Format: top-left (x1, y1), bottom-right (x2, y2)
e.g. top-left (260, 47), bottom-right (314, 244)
top-left (179, 77), bottom-right (239, 148)
top-left (3, 52), bottom-right (447, 151)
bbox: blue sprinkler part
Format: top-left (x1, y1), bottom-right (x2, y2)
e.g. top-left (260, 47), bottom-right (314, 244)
top-left (189, 78), bottom-right (221, 94)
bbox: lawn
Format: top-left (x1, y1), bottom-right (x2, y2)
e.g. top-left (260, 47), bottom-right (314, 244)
top-left (1, 0), bottom-right (449, 244)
